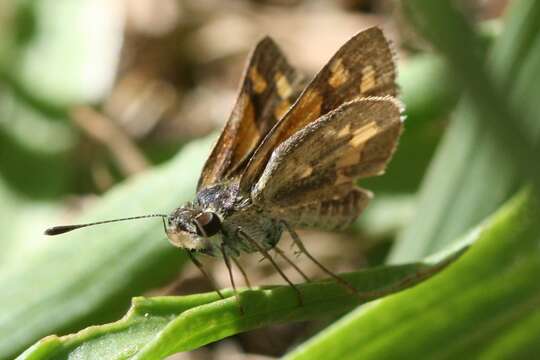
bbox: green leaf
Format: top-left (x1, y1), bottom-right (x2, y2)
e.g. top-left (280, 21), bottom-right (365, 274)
top-left (398, 53), bottom-right (461, 131)
top-left (285, 189), bottom-right (540, 359)
top-left (389, 0), bottom-right (540, 262)
top-left (0, 136), bottom-right (214, 359)
top-left (354, 194), bottom-right (415, 239)
top-left (18, 242), bottom-right (465, 360)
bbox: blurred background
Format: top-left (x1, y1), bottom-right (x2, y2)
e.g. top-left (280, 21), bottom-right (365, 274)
top-left (0, 0), bottom-right (515, 359)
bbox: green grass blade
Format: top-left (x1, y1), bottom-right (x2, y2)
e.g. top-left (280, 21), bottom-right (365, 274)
top-left (390, 0), bottom-right (540, 262)
top-left (0, 136), bottom-right (214, 359)
top-left (17, 244), bottom-right (465, 360)
top-left (286, 189), bottom-right (540, 359)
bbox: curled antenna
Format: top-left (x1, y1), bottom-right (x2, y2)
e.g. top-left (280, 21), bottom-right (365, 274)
top-left (44, 214), bottom-right (168, 236)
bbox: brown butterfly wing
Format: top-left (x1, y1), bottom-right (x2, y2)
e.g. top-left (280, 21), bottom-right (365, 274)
top-left (274, 188), bottom-right (372, 231)
top-left (197, 37), bottom-right (303, 190)
top-left (239, 27), bottom-right (397, 192)
top-left (252, 97), bottom-right (402, 227)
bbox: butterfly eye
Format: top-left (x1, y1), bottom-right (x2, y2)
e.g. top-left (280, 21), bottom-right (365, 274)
top-left (194, 212), bottom-right (221, 237)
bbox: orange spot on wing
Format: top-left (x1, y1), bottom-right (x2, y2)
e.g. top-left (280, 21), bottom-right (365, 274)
top-left (337, 124), bottom-right (351, 138)
top-left (337, 150), bottom-right (361, 168)
top-left (360, 65), bottom-right (376, 93)
top-left (298, 165), bottom-right (313, 178)
top-left (328, 58), bottom-right (349, 88)
top-left (249, 67), bottom-right (268, 94)
top-left (350, 122), bottom-right (379, 148)
top-left (232, 94), bottom-right (259, 164)
top-left (274, 72), bottom-right (293, 99)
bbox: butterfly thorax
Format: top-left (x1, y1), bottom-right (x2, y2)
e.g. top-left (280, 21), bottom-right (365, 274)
top-left (165, 180), bottom-right (283, 258)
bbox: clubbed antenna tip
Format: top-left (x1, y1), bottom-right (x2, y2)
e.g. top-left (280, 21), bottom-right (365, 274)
top-left (45, 225), bottom-right (85, 236)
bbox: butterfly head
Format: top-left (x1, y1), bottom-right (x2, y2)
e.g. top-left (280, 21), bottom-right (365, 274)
top-left (165, 203), bottom-right (223, 253)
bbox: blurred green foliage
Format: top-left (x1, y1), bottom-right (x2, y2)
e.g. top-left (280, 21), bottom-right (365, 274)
top-left (391, 0), bottom-right (540, 260)
top-left (288, 190), bottom-right (540, 359)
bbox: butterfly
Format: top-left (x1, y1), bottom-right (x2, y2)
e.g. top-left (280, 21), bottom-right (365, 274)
top-left (46, 27), bottom-right (403, 312)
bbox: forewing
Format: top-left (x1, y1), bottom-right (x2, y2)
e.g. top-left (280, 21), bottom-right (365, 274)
top-left (240, 27), bottom-right (396, 191)
top-left (252, 97), bottom-right (403, 210)
top-left (197, 37), bottom-right (303, 190)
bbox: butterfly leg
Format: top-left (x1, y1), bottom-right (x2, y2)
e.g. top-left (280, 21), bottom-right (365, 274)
top-left (162, 217), bottom-right (167, 233)
top-left (236, 228), bottom-right (304, 306)
top-left (221, 244), bottom-right (244, 314)
top-left (231, 256), bottom-right (252, 288)
top-left (186, 250), bottom-right (225, 299)
top-left (282, 221), bottom-right (359, 296)
top-left (274, 246), bottom-right (311, 282)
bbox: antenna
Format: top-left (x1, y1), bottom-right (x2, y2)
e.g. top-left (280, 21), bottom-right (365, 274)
top-left (44, 214), bottom-right (168, 236)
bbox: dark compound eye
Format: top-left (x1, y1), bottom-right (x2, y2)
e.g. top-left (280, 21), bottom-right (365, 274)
top-left (194, 212), bottom-right (221, 237)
